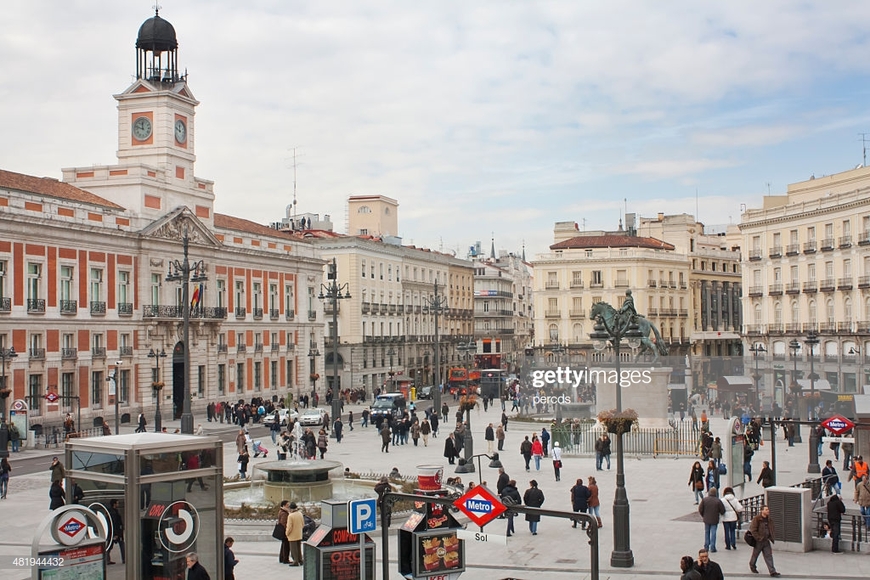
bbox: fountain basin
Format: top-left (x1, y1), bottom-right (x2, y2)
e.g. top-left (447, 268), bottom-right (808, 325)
top-left (257, 459), bottom-right (343, 504)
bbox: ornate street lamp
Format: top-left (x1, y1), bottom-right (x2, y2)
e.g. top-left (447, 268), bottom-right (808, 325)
top-left (788, 338), bottom-right (802, 443)
top-left (455, 341), bottom-right (477, 474)
top-left (805, 331), bottom-right (820, 473)
top-left (308, 348), bottom-right (321, 403)
top-left (590, 295), bottom-right (643, 569)
top-left (749, 343), bottom-right (766, 411)
top-left (319, 258), bottom-right (352, 434)
top-left (422, 281), bottom-right (448, 413)
top-left (0, 339), bottom-right (18, 459)
top-left (165, 229), bottom-right (208, 434)
top-left (148, 348), bottom-right (167, 432)
top-left (386, 347), bottom-right (397, 392)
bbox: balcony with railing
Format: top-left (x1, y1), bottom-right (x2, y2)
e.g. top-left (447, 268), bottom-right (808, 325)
top-left (768, 324), bottom-right (784, 335)
top-left (839, 235), bottom-right (852, 248)
top-left (768, 246), bottom-right (782, 258)
top-left (27, 299), bottom-right (46, 313)
top-left (92, 347), bottom-right (106, 358)
top-left (648, 308), bottom-right (658, 317)
top-left (785, 282), bottom-right (801, 294)
top-left (254, 343), bottom-right (264, 353)
top-left (308, 310), bottom-right (317, 320)
top-left (785, 323), bottom-right (802, 333)
top-left (803, 241), bottom-right (817, 254)
top-left (237, 344), bottom-right (247, 353)
top-left (569, 310), bottom-right (586, 318)
top-left (802, 323), bottom-right (818, 333)
top-left (570, 280), bottom-right (584, 288)
top-left (859, 321), bottom-right (870, 333)
top-left (614, 279), bottom-right (630, 288)
top-left (748, 249), bottom-right (762, 261)
top-left (819, 322), bottom-right (837, 334)
top-left (820, 238), bottom-right (835, 251)
top-left (324, 302), bottom-right (339, 315)
top-left (119, 346), bottom-right (134, 357)
top-left (90, 301), bottom-right (106, 315)
top-left (285, 309), bottom-right (295, 320)
top-left (271, 343), bottom-right (279, 352)
top-left (679, 309), bottom-right (688, 317)
top-left (270, 309), bottom-right (279, 320)
top-left (768, 283), bottom-right (783, 295)
top-left (748, 286), bottom-right (763, 297)
top-left (217, 344), bottom-right (228, 354)
top-left (820, 278), bottom-right (835, 292)
top-left (745, 324), bottom-right (763, 335)
top-left (590, 282), bottom-right (604, 288)
top-left (545, 310), bottom-right (561, 318)
top-left (60, 300), bottom-right (77, 314)
top-left (61, 348), bottom-right (77, 360)
top-left (144, 305), bottom-right (180, 318)
top-left (837, 321), bottom-right (853, 332)
top-left (837, 277), bottom-right (853, 290)
top-left (786, 243), bottom-right (800, 256)
top-left (680, 281), bottom-right (687, 289)
top-left (659, 279), bottom-right (669, 288)
top-left (118, 302), bottom-right (133, 316)
top-left (545, 281), bottom-right (560, 290)
top-left (253, 307), bottom-right (264, 320)
top-left (235, 307), bottom-right (247, 319)
top-left (647, 279), bottom-right (657, 288)
top-left (860, 231), bottom-right (870, 245)
top-left (29, 347), bottom-right (46, 360)
top-left (0, 297), bottom-right (8, 312)
top-left (802, 281), bottom-right (818, 293)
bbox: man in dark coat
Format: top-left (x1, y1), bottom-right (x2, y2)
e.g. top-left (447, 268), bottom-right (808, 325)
top-left (523, 480), bottom-right (545, 535)
top-left (749, 505), bottom-right (779, 576)
top-left (496, 468), bottom-right (510, 496)
top-left (827, 493), bottom-right (846, 553)
top-left (520, 436), bottom-right (533, 472)
top-left (443, 434), bottom-right (458, 465)
top-left (693, 548), bottom-right (724, 580)
top-left (698, 487), bottom-right (725, 552)
top-left (186, 552), bottom-right (211, 580)
top-left (570, 478), bottom-right (591, 529)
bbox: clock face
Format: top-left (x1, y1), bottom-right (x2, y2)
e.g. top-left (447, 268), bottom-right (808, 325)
top-left (175, 119), bottom-right (187, 143)
top-left (132, 116), bottom-right (152, 141)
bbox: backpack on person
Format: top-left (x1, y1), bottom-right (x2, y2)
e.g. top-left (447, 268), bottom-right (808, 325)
top-left (302, 515), bottom-right (317, 541)
top-left (718, 463), bottom-right (727, 475)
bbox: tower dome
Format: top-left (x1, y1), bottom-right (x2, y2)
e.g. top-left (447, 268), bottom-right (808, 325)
top-left (135, 10), bottom-right (182, 84)
top-left (136, 12), bottom-right (178, 53)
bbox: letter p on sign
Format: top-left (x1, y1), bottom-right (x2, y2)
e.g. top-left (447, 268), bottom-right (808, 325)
top-left (349, 498), bottom-right (378, 534)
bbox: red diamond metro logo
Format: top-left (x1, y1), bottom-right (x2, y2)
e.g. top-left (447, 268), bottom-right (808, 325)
top-left (59, 518), bottom-right (85, 538)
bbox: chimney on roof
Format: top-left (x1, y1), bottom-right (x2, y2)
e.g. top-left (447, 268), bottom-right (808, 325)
top-left (657, 212), bottom-right (664, 221)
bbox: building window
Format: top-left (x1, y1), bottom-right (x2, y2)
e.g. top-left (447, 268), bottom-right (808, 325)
top-left (358, 206), bottom-right (371, 214)
top-left (217, 279), bottom-right (226, 308)
top-left (119, 369), bottom-right (130, 404)
top-left (218, 364), bottom-right (226, 394)
top-left (591, 271), bottom-right (603, 286)
top-left (198, 366), bottom-right (205, 397)
top-left (236, 363), bottom-right (245, 391)
top-left (27, 263), bottom-right (42, 300)
top-left (118, 270), bottom-right (130, 305)
top-left (29, 374), bottom-right (42, 416)
top-left (90, 268), bottom-right (103, 302)
top-left (254, 362), bottom-right (262, 391)
top-left (236, 281), bottom-right (245, 308)
top-left (60, 265), bottom-right (74, 303)
top-left (151, 273), bottom-right (161, 306)
top-left (271, 361), bottom-right (278, 389)
top-left (91, 371), bottom-right (103, 409)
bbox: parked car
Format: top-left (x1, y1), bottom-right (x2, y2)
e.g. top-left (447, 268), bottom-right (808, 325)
top-left (299, 409), bottom-right (326, 426)
top-left (417, 386), bottom-right (434, 400)
top-left (263, 408), bottom-right (298, 427)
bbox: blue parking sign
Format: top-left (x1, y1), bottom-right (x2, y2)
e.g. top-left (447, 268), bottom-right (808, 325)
top-left (349, 498), bottom-right (378, 534)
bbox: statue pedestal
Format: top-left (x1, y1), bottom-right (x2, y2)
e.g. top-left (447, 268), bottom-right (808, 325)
top-left (595, 366), bottom-right (671, 426)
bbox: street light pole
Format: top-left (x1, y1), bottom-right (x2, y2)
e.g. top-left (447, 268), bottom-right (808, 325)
top-left (590, 293), bottom-right (643, 569)
top-left (551, 343), bottom-right (565, 425)
top-left (455, 341), bottom-right (476, 474)
top-left (148, 348), bottom-right (167, 432)
top-left (308, 348), bottom-right (320, 404)
top-left (108, 361), bottom-right (121, 434)
top-left (805, 331), bottom-right (820, 473)
top-left (788, 339), bottom-right (802, 443)
top-left (0, 339), bottom-right (18, 460)
top-left (386, 347), bottom-right (396, 393)
top-left (749, 343), bottom-right (766, 412)
top-left (165, 229), bottom-right (208, 434)
top-left (319, 258), bottom-right (352, 435)
top-left (423, 281), bottom-right (448, 414)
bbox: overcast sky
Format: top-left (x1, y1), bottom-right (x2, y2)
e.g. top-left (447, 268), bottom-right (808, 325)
top-left (4, 1), bottom-right (870, 259)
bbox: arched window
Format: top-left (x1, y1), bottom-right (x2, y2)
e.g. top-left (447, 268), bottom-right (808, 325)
top-left (774, 302), bottom-right (782, 325)
top-left (548, 324), bottom-right (559, 342)
top-left (808, 299), bottom-right (817, 324)
top-left (754, 303), bottom-right (762, 324)
top-left (357, 206), bottom-right (371, 214)
top-left (844, 297), bottom-right (853, 322)
top-left (826, 298), bottom-right (835, 324)
top-left (572, 323), bottom-right (583, 343)
top-left (791, 301), bottom-right (799, 323)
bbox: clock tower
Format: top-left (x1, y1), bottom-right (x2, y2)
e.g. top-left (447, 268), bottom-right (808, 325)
top-left (116, 10), bottom-right (197, 175)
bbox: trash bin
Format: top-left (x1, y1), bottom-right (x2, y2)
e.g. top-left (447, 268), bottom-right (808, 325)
top-left (30, 424), bottom-right (43, 448)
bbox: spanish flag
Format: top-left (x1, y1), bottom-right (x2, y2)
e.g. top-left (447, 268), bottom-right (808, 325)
top-left (190, 283), bottom-right (202, 310)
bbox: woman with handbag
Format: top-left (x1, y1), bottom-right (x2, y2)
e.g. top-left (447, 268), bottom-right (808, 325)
top-left (275, 500), bottom-right (291, 564)
top-left (688, 461), bottom-right (705, 504)
top-left (552, 441), bottom-right (563, 481)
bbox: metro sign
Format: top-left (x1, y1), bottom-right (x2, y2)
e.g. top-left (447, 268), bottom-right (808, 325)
top-left (452, 484), bottom-right (506, 527)
top-left (59, 517), bottom-right (85, 538)
top-left (822, 415), bottom-right (855, 435)
top-left (45, 392), bottom-right (60, 403)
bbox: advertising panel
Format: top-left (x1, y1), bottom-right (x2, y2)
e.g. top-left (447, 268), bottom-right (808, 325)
top-left (414, 530), bottom-right (464, 577)
top-left (38, 542), bottom-right (105, 580)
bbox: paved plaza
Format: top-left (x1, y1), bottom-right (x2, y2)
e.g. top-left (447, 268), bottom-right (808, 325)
top-left (1, 401), bottom-right (869, 579)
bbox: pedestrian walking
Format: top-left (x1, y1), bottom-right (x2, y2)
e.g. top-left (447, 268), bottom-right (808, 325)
top-left (444, 433), bottom-right (458, 465)
top-left (277, 500), bottom-right (291, 564)
top-left (586, 476), bottom-right (602, 528)
top-left (317, 429), bottom-right (329, 458)
top-left (756, 460), bottom-right (774, 488)
top-left (748, 505), bottom-right (780, 576)
top-left (237, 447), bottom-right (249, 480)
top-left (374, 476), bottom-right (393, 527)
top-left (698, 487), bottom-right (724, 552)
top-left (107, 499), bottom-right (125, 565)
top-left (49, 480), bottom-right (65, 510)
top-left (496, 424), bottom-right (505, 451)
top-left (411, 422), bottom-right (421, 447)
top-left (720, 486), bottom-right (743, 550)
top-left (679, 555), bottom-right (702, 580)
top-left (285, 502), bottom-right (305, 566)
top-left (380, 423), bottom-right (391, 453)
top-left (420, 419), bottom-right (431, 447)
top-left (361, 408), bottom-right (369, 428)
top-left (822, 459), bottom-right (842, 496)
top-left (570, 478), bottom-right (590, 529)
top-left (185, 552), bottom-right (211, 580)
top-left (855, 474), bottom-right (870, 529)
top-left (224, 537), bottom-right (238, 580)
top-left (49, 456), bottom-right (65, 483)
top-left (520, 436), bottom-right (533, 471)
top-left (595, 434), bottom-right (611, 470)
top-left (827, 493), bottom-right (846, 553)
top-left (500, 479), bottom-right (522, 537)
top-left (523, 480), bottom-right (545, 535)
top-left (348, 411), bottom-right (354, 431)
top-left (540, 428), bottom-right (550, 457)
top-left (693, 548), bottom-right (723, 580)
top-left (485, 423), bottom-right (495, 453)
top-left (552, 441), bottom-right (563, 481)
top-left (136, 413), bottom-right (147, 433)
top-left (0, 456), bottom-right (10, 499)
top-left (501, 411), bottom-right (509, 432)
top-left (333, 418), bottom-right (343, 443)
top-left (689, 461), bottom-right (705, 504)
top-left (531, 435), bottom-right (543, 471)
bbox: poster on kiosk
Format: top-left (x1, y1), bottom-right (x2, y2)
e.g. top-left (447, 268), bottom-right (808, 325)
top-left (397, 465), bottom-right (465, 580)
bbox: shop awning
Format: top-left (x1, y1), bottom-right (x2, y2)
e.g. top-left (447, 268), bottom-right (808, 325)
top-left (716, 376), bottom-right (754, 391)
top-left (795, 379), bottom-right (832, 391)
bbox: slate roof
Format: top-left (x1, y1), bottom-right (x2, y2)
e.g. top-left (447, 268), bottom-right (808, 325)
top-left (550, 234), bottom-right (674, 251)
top-left (0, 169), bottom-right (124, 209)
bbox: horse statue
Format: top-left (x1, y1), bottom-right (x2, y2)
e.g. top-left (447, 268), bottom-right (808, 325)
top-left (589, 301), bottom-right (669, 363)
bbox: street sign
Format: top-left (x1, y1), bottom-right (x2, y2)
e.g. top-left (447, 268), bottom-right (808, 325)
top-left (45, 392), bottom-right (60, 403)
top-left (456, 528), bottom-right (507, 546)
top-left (822, 415), bottom-right (855, 435)
top-left (348, 498), bottom-right (378, 534)
top-left (452, 484), bottom-right (506, 527)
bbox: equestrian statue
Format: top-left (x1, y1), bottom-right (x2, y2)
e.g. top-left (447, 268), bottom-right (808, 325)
top-left (590, 290), bottom-right (669, 363)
